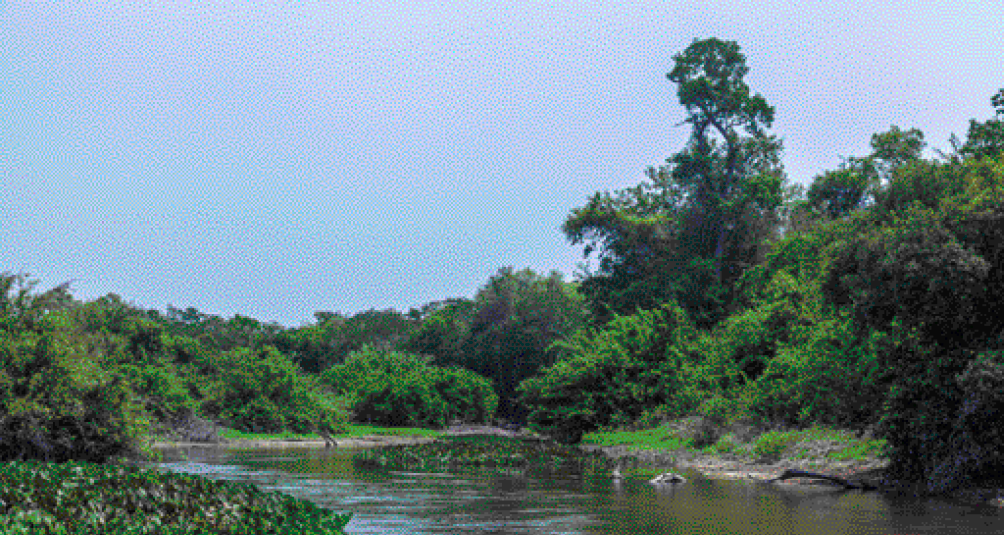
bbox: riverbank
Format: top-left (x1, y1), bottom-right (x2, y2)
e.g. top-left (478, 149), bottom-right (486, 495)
top-left (150, 422), bottom-right (1004, 508)
top-left (579, 421), bottom-right (1004, 509)
top-left (590, 444), bottom-right (1004, 508)
top-left (149, 423), bottom-right (518, 450)
top-left (152, 435), bottom-right (440, 449)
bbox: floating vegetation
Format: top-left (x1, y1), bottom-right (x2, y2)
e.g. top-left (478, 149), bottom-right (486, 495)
top-left (0, 460), bottom-right (353, 534)
top-left (354, 435), bottom-right (616, 475)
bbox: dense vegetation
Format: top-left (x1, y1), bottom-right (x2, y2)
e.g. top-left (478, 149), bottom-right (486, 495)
top-left (3, 37), bottom-right (1002, 503)
top-left (355, 435), bottom-right (613, 475)
top-left (0, 461), bottom-right (352, 534)
top-left (519, 39), bottom-right (1004, 493)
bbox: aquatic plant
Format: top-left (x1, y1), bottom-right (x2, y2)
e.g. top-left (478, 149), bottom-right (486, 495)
top-left (355, 435), bottom-right (613, 474)
top-left (0, 460), bottom-right (353, 534)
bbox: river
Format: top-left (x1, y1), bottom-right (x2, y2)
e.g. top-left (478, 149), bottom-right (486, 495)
top-left (139, 445), bottom-right (1004, 534)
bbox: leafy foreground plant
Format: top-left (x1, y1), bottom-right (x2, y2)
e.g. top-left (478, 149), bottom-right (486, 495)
top-left (355, 435), bottom-right (613, 474)
top-left (0, 461), bottom-right (352, 535)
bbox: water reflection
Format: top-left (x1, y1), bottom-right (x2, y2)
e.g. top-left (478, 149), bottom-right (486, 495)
top-left (141, 446), bottom-right (1003, 535)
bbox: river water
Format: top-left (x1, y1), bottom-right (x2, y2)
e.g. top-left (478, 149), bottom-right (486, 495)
top-left (141, 445), bottom-right (1003, 535)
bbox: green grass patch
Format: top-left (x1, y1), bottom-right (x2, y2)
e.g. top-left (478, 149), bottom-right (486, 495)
top-left (828, 438), bottom-right (888, 461)
top-left (0, 460), bottom-right (353, 535)
top-left (218, 429), bottom-right (322, 442)
top-left (584, 420), bottom-right (889, 466)
top-left (751, 431), bottom-right (801, 461)
top-left (216, 424), bottom-right (445, 443)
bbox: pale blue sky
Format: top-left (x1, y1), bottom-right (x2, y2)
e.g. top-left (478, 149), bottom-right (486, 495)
top-left (3, 1), bottom-right (1001, 327)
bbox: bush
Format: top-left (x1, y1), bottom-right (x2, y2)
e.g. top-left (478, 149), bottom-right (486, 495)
top-left (118, 364), bottom-right (198, 424)
top-left (1, 281), bottom-right (151, 463)
top-left (518, 304), bottom-right (702, 444)
top-left (752, 431), bottom-right (800, 463)
top-left (321, 346), bottom-right (497, 428)
top-left (205, 346), bottom-right (349, 435)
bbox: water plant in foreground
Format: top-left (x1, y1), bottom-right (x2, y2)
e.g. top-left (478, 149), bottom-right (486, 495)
top-left (0, 461), bottom-right (353, 534)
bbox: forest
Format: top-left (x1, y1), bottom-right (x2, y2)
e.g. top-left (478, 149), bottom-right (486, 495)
top-left (3, 37), bottom-right (1003, 494)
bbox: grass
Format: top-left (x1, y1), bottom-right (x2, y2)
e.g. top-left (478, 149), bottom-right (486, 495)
top-left (582, 421), bottom-right (888, 466)
top-left (335, 424), bottom-right (445, 439)
top-left (216, 424), bottom-right (446, 443)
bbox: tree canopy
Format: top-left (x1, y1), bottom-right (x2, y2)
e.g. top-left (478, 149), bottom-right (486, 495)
top-left (564, 37), bottom-right (788, 328)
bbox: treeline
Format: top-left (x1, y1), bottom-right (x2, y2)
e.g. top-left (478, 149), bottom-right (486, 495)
top-left (519, 38), bottom-right (1004, 493)
top-left (0, 266), bottom-right (587, 462)
top-left (4, 37), bottom-right (1003, 494)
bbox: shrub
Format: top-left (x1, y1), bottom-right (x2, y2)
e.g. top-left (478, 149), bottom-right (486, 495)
top-left (752, 431), bottom-right (799, 463)
top-left (205, 346), bottom-right (349, 435)
top-left (1, 281), bottom-right (151, 463)
top-left (322, 346), bottom-right (497, 428)
top-left (518, 303), bottom-right (702, 444)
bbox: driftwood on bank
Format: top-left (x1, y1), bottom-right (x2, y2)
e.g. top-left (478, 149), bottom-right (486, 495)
top-left (315, 429), bottom-right (338, 448)
top-left (769, 469), bottom-right (878, 490)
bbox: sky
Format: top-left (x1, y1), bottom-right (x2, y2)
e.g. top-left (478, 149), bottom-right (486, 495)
top-left (3, 1), bottom-right (1002, 328)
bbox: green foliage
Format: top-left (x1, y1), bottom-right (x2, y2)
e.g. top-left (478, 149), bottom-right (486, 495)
top-left (274, 308), bottom-right (418, 374)
top-left (751, 431), bottom-right (800, 462)
top-left (0, 461), bottom-right (353, 534)
top-left (401, 268), bottom-right (588, 422)
top-left (518, 304), bottom-right (702, 444)
top-left (737, 315), bottom-right (892, 430)
top-left (321, 346), bottom-right (498, 428)
top-left (871, 159), bottom-right (970, 215)
top-left (202, 346), bottom-right (348, 435)
top-left (962, 87), bottom-right (1004, 160)
top-left (815, 165), bottom-right (1004, 487)
top-left (1, 274), bottom-right (151, 463)
top-left (564, 38), bottom-right (789, 330)
top-left (821, 204), bottom-right (991, 340)
top-left (117, 364), bottom-right (197, 423)
top-left (807, 167), bottom-right (875, 219)
top-left (147, 307), bottom-right (285, 355)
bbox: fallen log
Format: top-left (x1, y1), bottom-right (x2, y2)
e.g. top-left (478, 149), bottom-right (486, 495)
top-left (316, 429), bottom-right (338, 448)
top-left (769, 469), bottom-right (877, 490)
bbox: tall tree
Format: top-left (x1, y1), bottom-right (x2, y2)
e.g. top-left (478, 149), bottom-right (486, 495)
top-left (565, 38), bottom-right (786, 327)
top-left (667, 38), bottom-right (782, 289)
top-left (962, 87), bottom-right (1004, 160)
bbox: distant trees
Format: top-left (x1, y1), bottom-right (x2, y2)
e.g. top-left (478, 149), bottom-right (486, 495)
top-left (805, 125), bottom-right (925, 220)
top-left (321, 346), bottom-right (497, 428)
top-left (401, 267), bottom-right (588, 423)
top-left (274, 308), bottom-right (418, 374)
top-left (961, 88), bottom-right (1004, 160)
